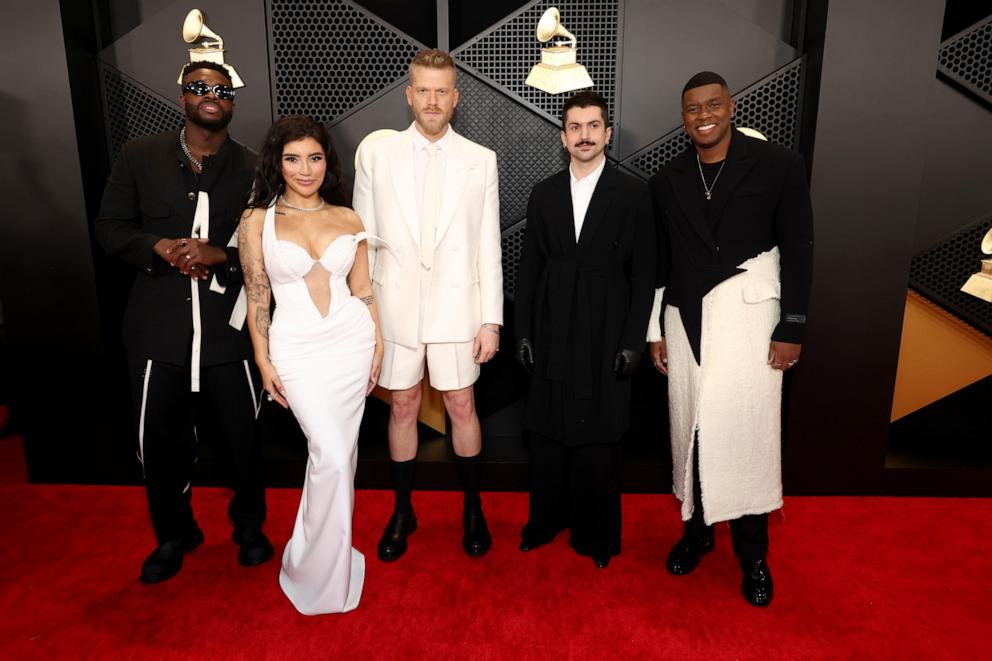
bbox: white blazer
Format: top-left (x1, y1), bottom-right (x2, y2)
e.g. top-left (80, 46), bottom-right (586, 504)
top-left (353, 125), bottom-right (503, 348)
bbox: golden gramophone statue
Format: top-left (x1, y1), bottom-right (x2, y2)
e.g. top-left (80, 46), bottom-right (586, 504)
top-left (960, 227), bottom-right (992, 302)
top-left (525, 7), bottom-right (594, 95)
top-left (175, 9), bottom-right (244, 88)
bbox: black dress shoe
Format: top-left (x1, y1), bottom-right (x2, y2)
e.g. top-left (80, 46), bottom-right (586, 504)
top-left (139, 526), bottom-right (204, 584)
top-left (665, 534), bottom-right (715, 575)
top-left (740, 559), bottom-right (773, 607)
top-left (592, 554), bottom-right (610, 569)
top-left (462, 505), bottom-right (492, 557)
top-left (377, 512), bottom-right (417, 562)
top-left (519, 540), bottom-right (534, 552)
top-left (232, 528), bottom-right (274, 567)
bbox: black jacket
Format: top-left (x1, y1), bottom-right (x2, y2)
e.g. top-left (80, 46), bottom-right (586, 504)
top-left (515, 164), bottom-right (656, 445)
top-left (649, 131), bottom-right (814, 363)
top-left (94, 130), bottom-right (254, 366)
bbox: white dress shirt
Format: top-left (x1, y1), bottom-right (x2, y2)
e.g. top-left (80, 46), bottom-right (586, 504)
top-left (569, 156), bottom-right (606, 242)
top-left (411, 122), bottom-right (451, 223)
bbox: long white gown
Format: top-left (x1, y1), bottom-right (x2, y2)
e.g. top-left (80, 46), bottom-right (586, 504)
top-left (262, 203), bottom-right (374, 615)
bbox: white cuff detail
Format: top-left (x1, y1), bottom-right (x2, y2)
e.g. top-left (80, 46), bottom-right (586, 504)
top-left (646, 287), bottom-right (665, 342)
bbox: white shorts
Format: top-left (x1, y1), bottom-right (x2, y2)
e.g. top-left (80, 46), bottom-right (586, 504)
top-left (378, 339), bottom-right (480, 391)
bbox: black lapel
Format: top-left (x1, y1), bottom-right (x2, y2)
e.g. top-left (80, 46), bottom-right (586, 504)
top-left (550, 169), bottom-right (577, 257)
top-left (668, 147), bottom-right (716, 251)
top-left (575, 163), bottom-right (617, 260)
top-left (709, 129), bottom-right (758, 226)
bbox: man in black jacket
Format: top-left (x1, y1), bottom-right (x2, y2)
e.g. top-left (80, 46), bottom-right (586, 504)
top-left (515, 91), bottom-right (655, 569)
top-left (648, 72), bottom-right (814, 606)
top-left (95, 60), bottom-right (272, 584)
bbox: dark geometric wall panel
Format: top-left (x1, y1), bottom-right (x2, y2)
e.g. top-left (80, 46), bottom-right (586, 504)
top-left (501, 219), bottom-right (528, 300)
top-left (622, 58), bottom-right (803, 178)
top-left (938, 14), bottom-right (992, 104)
top-left (910, 214), bottom-right (992, 337)
top-left (451, 70), bottom-right (564, 230)
top-left (269, 0), bottom-right (424, 124)
top-left (99, 64), bottom-right (182, 162)
top-left (452, 0), bottom-right (619, 124)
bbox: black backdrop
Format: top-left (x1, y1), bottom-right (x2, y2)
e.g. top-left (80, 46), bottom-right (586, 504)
top-left (1, 0), bottom-right (989, 496)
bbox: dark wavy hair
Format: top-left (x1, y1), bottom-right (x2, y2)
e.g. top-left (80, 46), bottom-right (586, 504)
top-left (247, 115), bottom-right (350, 209)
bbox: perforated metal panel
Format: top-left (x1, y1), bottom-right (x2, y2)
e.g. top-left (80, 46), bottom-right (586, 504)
top-left (453, 0), bottom-right (618, 124)
top-left (452, 70), bottom-right (564, 230)
top-left (99, 64), bottom-right (183, 161)
top-left (269, 0), bottom-right (423, 124)
top-left (910, 215), bottom-right (992, 337)
top-left (623, 58), bottom-right (803, 178)
top-left (938, 14), bottom-right (992, 104)
top-left (501, 219), bottom-right (528, 300)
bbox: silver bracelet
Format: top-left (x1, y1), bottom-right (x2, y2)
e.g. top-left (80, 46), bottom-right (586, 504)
top-left (480, 325), bottom-right (500, 335)
top-left (360, 295), bottom-right (374, 306)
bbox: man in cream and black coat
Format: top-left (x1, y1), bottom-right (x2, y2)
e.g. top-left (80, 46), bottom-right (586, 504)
top-left (352, 49), bottom-right (503, 562)
top-left (648, 72), bottom-right (813, 606)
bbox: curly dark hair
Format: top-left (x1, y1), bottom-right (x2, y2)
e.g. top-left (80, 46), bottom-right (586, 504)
top-left (247, 115), bottom-right (350, 209)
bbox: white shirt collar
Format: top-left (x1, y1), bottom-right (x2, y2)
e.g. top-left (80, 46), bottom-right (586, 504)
top-left (411, 122), bottom-right (452, 152)
top-left (569, 155), bottom-right (607, 187)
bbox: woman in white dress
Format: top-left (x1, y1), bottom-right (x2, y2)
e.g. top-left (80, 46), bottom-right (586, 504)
top-left (239, 116), bottom-right (383, 614)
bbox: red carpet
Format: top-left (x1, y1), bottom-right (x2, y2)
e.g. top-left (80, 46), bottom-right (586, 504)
top-left (1, 486), bottom-right (989, 659)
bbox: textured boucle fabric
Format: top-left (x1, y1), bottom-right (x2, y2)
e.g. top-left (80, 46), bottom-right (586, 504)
top-left (666, 248), bottom-right (784, 524)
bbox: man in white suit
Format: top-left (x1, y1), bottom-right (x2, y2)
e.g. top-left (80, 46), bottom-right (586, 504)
top-left (353, 49), bottom-right (503, 562)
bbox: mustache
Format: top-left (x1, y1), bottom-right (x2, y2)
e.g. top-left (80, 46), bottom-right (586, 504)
top-left (576, 140), bottom-right (596, 147)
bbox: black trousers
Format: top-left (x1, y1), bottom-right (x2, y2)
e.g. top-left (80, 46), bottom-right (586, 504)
top-left (522, 433), bottom-right (623, 557)
top-left (686, 438), bottom-right (768, 561)
top-left (127, 355), bottom-right (266, 544)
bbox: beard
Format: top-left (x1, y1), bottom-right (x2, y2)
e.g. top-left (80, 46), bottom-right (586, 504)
top-left (185, 103), bottom-right (233, 130)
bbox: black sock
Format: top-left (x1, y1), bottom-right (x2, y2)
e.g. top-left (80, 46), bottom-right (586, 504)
top-left (455, 452), bottom-right (482, 509)
top-left (392, 458), bottom-right (415, 515)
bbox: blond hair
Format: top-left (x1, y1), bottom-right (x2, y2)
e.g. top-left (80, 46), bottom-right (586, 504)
top-left (409, 49), bottom-right (456, 79)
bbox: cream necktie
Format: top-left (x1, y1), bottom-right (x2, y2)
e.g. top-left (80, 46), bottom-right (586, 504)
top-left (421, 143), bottom-right (439, 270)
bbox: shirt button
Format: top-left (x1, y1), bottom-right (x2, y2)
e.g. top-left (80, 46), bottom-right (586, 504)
top-left (187, 192), bottom-right (196, 201)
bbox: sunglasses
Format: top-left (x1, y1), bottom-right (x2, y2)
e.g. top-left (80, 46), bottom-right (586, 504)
top-left (182, 80), bottom-right (236, 101)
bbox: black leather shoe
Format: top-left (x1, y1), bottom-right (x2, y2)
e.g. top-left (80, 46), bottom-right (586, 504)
top-left (592, 554), bottom-right (610, 569)
top-left (665, 534), bottom-right (715, 575)
top-left (232, 528), bottom-right (274, 567)
top-left (519, 540), bottom-right (534, 552)
top-left (140, 525), bottom-right (204, 584)
top-left (377, 512), bottom-right (417, 562)
top-left (462, 505), bottom-right (492, 557)
top-left (740, 559), bottom-right (773, 607)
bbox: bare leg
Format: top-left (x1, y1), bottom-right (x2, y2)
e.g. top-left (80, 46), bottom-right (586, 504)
top-left (442, 385), bottom-right (481, 457)
top-left (388, 382), bottom-right (422, 461)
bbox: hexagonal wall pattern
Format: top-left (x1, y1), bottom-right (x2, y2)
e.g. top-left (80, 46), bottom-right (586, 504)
top-left (622, 58), bottom-right (803, 178)
top-left (910, 214), bottom-right (992, 337)
top-left (100, 64), bottom-right (182, 161)
top-left (270, 0), bottom-right (424, 124)
top-left (938, 14), bottom-right (992, 104)
top-left (452, 0), bottom-right (619, 125)
top-left (451, 70), bottom-right (565, 230)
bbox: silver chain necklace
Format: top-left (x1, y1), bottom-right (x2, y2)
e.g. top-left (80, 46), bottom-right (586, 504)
top-left (179, 127), bottom-right (202, 171)
top-left (278, 195), bottom-right (325, 212)
top-left (696, 153), bottom-right (726, 201)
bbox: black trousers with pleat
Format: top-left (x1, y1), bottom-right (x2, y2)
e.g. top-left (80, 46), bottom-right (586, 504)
top-left (127, 354), bottom-right (266, 545)
top-left (522, 433), bottom-right (623, 557)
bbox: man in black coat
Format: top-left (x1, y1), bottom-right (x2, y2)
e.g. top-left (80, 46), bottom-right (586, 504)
top-left (515, 91), bottom-right (656, 569)
top-left (647, 72), bottom-right (814, 606)
top-left (95, 60), bottom-right (272, 584)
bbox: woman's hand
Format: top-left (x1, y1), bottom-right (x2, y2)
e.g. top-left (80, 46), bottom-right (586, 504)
top-left (258, 358), bottom-right (289, 408)
top-left (368, 336), bottom-right (383, 394)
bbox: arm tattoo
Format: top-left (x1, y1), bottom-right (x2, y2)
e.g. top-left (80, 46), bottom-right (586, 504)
top-left (239, 217), bottom-right (272, 339)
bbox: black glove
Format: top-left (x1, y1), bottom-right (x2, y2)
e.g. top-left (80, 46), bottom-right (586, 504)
top-left (516, 338), bottom-right (535, 374)
top-left (613, 349), bottom-right (640, 379)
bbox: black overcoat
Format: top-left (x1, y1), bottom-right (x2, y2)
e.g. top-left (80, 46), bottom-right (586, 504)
top-left (515, 165), bottom-right (656, 445)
